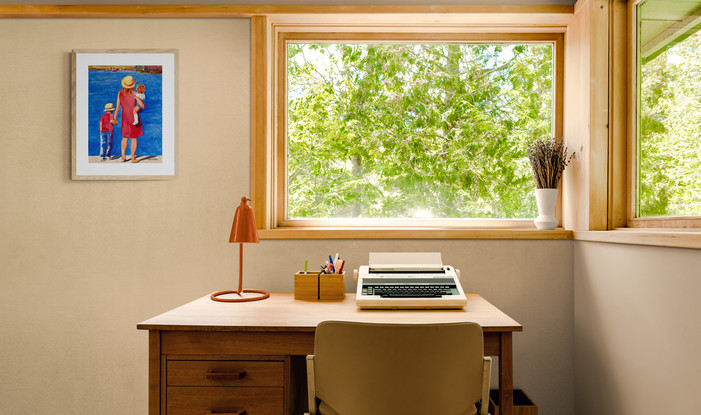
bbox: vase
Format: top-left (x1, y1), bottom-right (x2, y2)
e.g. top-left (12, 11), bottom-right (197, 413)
top-left (534, 188), bottom-right (559, 230)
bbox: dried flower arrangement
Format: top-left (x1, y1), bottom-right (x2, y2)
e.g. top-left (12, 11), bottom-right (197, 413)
top-left (527, 138), bottom-right (575, 189)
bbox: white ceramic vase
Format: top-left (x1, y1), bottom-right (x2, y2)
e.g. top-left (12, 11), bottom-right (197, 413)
top-left (534, 188), bottom-right (559, 230)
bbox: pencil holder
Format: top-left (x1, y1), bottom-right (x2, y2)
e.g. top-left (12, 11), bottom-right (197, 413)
top-left (320, 272), bottom-right (345, 300)
top-left (294, 272), bottom-right (319, 301)
top-left (294, 272), bottom-right (345, 301)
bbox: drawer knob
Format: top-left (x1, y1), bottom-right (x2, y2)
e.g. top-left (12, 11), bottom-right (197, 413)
top-left (205, 370), bottom-right (247, 380)
top-left (205, 411), bottom-right (246, 415)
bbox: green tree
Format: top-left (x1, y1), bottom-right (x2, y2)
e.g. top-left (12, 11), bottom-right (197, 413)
top-left (639, 31), bottom-right (701, 217)
top-left (287, 42), bottom-right (554, 219)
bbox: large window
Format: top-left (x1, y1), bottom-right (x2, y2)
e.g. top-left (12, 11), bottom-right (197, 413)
top-left (637, 0), bottom-right (701, 219)
top-left (276, 33), bottom-right (563, 229)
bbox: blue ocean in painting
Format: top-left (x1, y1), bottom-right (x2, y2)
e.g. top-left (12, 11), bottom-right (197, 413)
top-left (88, 70), bottom-right (163, 156)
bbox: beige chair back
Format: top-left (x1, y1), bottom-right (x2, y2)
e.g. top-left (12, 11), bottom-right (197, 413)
top-left (311, 321), bottom-right (486, 415)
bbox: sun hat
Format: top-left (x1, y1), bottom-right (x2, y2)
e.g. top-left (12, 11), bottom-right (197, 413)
top-left (121, 75), bottom-right (135, 89)
top-left (104, 103), bottom-right (115, 112)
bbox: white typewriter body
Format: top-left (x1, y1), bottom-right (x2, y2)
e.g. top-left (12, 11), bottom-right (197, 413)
top-left (355, 252), bottom-right (468, 310)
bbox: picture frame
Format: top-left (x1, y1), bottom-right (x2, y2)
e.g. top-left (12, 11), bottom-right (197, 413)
top-left (72, 49), bottom-right (178, 180)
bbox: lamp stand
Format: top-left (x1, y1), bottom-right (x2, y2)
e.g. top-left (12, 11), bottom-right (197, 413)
top-left (211, 243), bottom-right (270, 302)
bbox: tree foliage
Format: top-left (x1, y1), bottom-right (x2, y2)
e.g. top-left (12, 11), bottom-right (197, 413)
top-left (639, 31), bottom-right (701, 217)
top-left (287, 42), bottom-right (554, 219)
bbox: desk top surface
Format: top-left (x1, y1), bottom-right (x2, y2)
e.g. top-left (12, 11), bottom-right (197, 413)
top-left (137, 293), bottom-right (522, 332)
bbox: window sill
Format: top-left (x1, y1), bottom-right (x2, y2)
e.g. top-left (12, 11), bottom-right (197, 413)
top-left (258, 227), bottom-right (573, 240)
top-left (573, 229), bottom-right (701, 250)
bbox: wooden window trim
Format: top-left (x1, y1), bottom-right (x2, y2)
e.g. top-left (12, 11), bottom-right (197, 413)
top-left (569, 0), bottom-right (701, 249)
top-left (574, 229), bottom-right (701, 249)
top-left (259, 227), bottom-right (573, 240)
top-left (255, 18), bottom-right (566, 239)
top-left (0, 5), bottom-right (574, 18)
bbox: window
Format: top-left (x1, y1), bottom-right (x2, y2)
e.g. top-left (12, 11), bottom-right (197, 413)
top-left (251, 12), bottom-right (570, 237)
top-left (265, 31), bottom-right (564, 233)
top-left (286, 41), bottom-right (554, 222)
top-left (635, 0), bottom-right (701, 223)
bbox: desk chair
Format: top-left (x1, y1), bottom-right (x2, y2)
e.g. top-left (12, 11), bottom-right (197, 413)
top-left (305, 321), bottom-right (492, 415)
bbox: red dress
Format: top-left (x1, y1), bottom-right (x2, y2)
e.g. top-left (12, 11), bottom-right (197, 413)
top-left (118, 90), bottom-right (144, 139)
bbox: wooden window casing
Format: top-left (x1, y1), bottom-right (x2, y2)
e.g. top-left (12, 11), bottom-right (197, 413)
top-left (255, 14), bottom-right (568, 239)
top-left (572, 0), bottom-right (701, 250)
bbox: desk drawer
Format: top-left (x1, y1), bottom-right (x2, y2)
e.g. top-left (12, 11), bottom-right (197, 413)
top-left (166, 386), bottom-right (283, 415)
top-left (167, 361), bottom-right (284, 387)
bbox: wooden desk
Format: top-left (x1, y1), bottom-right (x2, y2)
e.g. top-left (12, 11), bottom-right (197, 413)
top-left (138, 293), bottom-right (522, 415)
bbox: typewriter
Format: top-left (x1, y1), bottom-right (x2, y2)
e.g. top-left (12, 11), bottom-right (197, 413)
top-left (355, 252), bottom-right (467, 310)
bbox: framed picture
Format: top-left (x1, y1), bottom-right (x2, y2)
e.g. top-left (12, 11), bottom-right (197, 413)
top-left (72, 49), bottom-right (178, 180)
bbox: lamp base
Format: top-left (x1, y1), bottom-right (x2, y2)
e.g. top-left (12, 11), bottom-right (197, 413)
top-left (210, 289), bottom-right (270, 302)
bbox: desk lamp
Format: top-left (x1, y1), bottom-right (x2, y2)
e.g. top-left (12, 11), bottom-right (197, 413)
top-left (210, 197), bottom-right (270, 302)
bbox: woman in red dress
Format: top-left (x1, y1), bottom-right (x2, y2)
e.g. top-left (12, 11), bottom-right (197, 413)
top-left (114, 75), bottom-right (144, 163)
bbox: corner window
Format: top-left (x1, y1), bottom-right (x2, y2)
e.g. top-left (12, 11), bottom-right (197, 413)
top-left (637, 0), bottom-right (701, 219)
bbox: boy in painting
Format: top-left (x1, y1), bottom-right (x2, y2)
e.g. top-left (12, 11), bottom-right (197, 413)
top-left (99, 103), bottom-right (118, 161)
top-left (133, 84), bottom-right (146, 125)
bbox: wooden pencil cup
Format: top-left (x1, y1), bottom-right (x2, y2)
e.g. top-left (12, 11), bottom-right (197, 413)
top-left (294, 272), bottom-right (345, 301)
top-left (320, 272), bottom-right (345, 300)
top-left (294, 272), bottom-right (319, 301)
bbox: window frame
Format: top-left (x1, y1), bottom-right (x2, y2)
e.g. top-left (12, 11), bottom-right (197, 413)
top-left (255, 17), bottom-right (566, 238)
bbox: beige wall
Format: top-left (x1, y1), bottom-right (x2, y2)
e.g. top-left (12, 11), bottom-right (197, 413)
top-left (0, 16), bottom-right (574, 415)
top-left (574, 241), bottom-right (701, 414)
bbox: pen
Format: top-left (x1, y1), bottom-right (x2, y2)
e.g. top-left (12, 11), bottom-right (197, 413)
top-left (337, 259), bottom-right (345, 274)
top-left (304, 259), bottom-right (308, 273)
top-left (333, 253), bottom-right (339, 268)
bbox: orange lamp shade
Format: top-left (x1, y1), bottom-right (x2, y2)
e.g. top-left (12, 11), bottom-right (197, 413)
top-left (229, 197), bottom-right (259, 244)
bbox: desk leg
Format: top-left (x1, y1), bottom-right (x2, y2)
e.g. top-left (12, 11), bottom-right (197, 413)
top-left (499, 332), bottom-right (514, 415)
top-left (149, 330), bottom-right (161, 415)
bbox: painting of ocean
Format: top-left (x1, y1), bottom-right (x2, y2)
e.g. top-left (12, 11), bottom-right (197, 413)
top-left (88, 68), bottom-right (163, 159)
